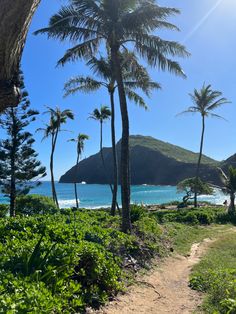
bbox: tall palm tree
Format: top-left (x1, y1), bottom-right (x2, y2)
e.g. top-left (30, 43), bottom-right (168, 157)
top-left (38, 107), bottom-right (74, 208)
top-left (69, 133), bottom-right (89, 208)
top-left (35, 0), bottom-right (189, 233)
top-left (64, 52), bottom-right (160, 216)
top-left (218, 167), bottom-right (236, 214)
top-left (178, 84), bottom-right (230, 207)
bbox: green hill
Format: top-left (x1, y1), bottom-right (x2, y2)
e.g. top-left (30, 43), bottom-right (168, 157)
top-left (129, 135), bottom-right (217, 165)
top-left (60, 135), bottom-right (221, 185)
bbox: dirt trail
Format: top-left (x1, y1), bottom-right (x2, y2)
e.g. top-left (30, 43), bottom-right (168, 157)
top-left (94, 238), bottom-right (213, 314)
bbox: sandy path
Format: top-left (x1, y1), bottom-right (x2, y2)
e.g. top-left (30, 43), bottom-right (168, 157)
top-left (93, 238), bottom-right (213, 314)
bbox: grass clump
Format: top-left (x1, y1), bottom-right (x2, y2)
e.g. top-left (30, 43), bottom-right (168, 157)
top-left (190, 232), bottom-right (236, 313)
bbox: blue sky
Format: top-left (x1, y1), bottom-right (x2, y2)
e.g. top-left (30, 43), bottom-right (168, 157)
top-left (16, 0), bottom-right (236, 180)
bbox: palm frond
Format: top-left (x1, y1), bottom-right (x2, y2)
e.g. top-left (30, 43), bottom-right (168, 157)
top-left (125, 88), bottom-right (148, 110)
top-left (64, 76), bottom-right (103, 97)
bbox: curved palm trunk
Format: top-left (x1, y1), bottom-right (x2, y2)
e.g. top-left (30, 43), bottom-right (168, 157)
top-left (110, 90), bottom-right (119, 216)
top-left (194, 116), bottom-right (205, 208)
top-left (111, 47), bottom-right (131, 233)
top-left (0, 0), bottom-right (40, 111)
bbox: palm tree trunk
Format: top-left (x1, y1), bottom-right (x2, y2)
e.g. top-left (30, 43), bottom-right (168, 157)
top-left (194, 116), bottom-right (205, 208)
top-left (50, 131), bottom-right (59, 208)
top-left (74, 154), bottom-right (80, 209)
top-left (229, 192), bottom-right (235, 214)
top-left (110, 91), bottom-right (118, 216)
top-left (10, 109), bottom-right (17, 217)
top-left (0, 0), bottom-right (40, 111)
top-left (111, 46), bottom-right (131, 233)
top-left (74, 183), bottom-right (79, 208)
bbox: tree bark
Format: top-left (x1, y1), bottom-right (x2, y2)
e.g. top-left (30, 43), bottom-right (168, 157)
top-left (111, 46), bottom-right (131, 233)
top-left (74, 183), bottom-right (79, 209)
top-left (194, 116), bottom-right (205, 208)
top-left (10, 108), bottom-right (16, 217)
top-left (229, 192), bottom-right (235, 214)
top-left (0, 0), bottom-right (41, 111)
top-left (50, 131), bottom-right (59, 208)
top-left (110, 91), bottom-right (118, 216)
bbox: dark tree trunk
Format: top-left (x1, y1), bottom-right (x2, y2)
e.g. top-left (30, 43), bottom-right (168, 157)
top-left (74, 153), bottom-right (80, 209)
top-left (194, 116), bottom-right (205, 208)
top-left (74, 183), bottom-right (79, 208)
top-left (110, 91), bottom-right (118, 216)
top-left (111, 46), bottom-right (131, 233)
top-left (0, 0), bottom-right (41, 111)
top-left (50, 131), bottom-right (59, 208)
top-left (229, 192), bottom-right (235, 214)
top-left (10, 109), bottom-right (17, 217)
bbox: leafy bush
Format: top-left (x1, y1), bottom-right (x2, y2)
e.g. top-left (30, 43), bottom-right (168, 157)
top-left (153, 207), bottom-right (226, 225)
top-left (0, 210), bottom-right (165, 312)
top-left (190, 269), bottom-right (236, 313)
top-left (0, 204), bottom-right (8, 218)
top-left (130, 204), bottom-right (147, 223)
top-left (15, 194), bottom-right (58, 216)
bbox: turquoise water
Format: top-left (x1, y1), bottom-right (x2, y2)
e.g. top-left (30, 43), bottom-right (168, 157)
top-left (0, 182), bottom-right (227, 208)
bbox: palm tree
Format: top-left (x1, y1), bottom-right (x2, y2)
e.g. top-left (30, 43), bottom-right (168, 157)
top-left (0, 0), bottom-right (41, 111)
top-left (69, 133), bottom-right (89, 208)
top-left (38, 107), bottom-right (74, 208)
top-left (35, 0), bottom-right (189, 233)
top-left (64, 52), bottom-right (160, 216)
top-left (218, 167), bottom-right (236, 214)
top-left (89, 106), bottom-right (111, 167)
top-left (178, 84), bottom-right (230, 208)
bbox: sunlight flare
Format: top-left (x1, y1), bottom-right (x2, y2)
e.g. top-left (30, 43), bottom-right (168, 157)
top-left (183, 0), bottom-right (224, 43)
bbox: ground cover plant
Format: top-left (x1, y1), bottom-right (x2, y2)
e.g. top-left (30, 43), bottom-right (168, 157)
top-left (0, 207), bottom-right (166, 313)
top-left (152, 206), bottom-right (233, 225)
top-left (190, 232), bottom-right (236, 313)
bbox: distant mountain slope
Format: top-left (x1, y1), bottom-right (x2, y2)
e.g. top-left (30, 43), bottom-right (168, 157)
top-left (60, 135), bottom-right (221, 185)
top-left (129, 136), bottom-right (217, 165)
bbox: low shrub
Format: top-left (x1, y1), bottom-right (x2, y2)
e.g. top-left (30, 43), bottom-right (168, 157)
top-left (130, 204), bottom-right (147, 223)
top-left (0, 204), bottom-right (8, 218)
top-left (190, 269), bottom-right (236, 313)
top-left (153, 207), bottom-right (226, 225)
top-left (15, 194), bottom-right (58, 216)
top-left (0, 210), bottom-right (165, 312)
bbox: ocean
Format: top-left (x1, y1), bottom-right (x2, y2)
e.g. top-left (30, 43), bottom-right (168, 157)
top-left (0, 182), bottom-right (227, 208)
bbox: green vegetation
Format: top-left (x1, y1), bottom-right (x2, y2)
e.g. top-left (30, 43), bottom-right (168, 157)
top-left (190, 232), bottom-right (236, 313)
top-left (177, 177), bottom-right (213, 206)
top-left (152, 206), bottom-right (228, 225)
top-left (15, 195), bottom-right (58, 216)
top-left (218, 166), bottom-right (236, 214)
top-left (0, 74), bottom-right (46, 217)
top-left (129, 135), bottom-right (217, 165)
top-left (0, 208), bottom-right (165, 312)
top-left (0, 204), bottom-right (234, 312)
